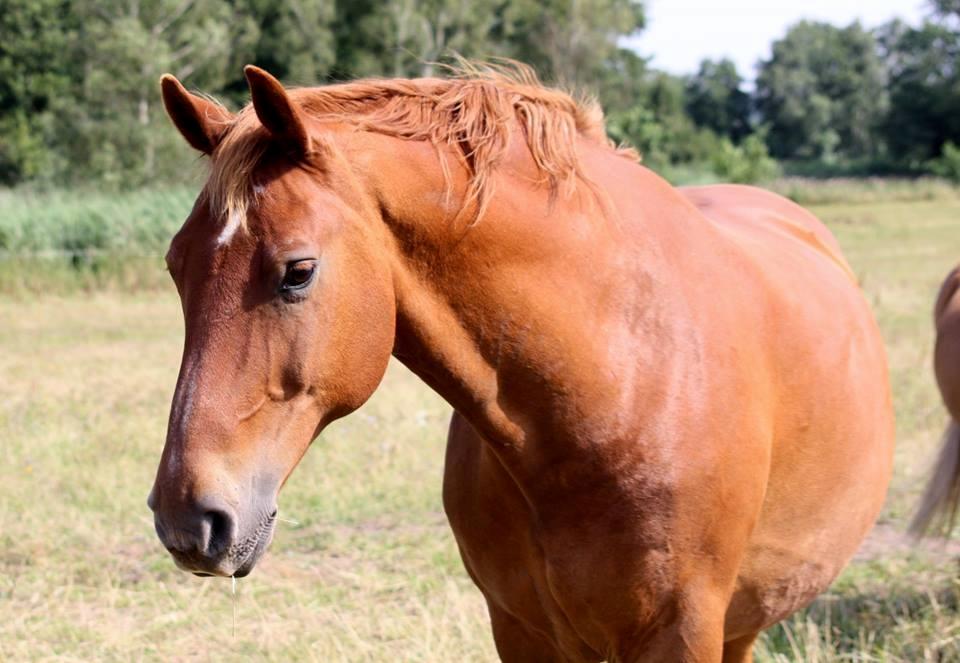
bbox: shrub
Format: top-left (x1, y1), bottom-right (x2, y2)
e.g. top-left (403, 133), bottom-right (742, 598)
top-left (930, 142), bottom-right (960, 183)
top-left (711, 133), bottom-right (781, 184)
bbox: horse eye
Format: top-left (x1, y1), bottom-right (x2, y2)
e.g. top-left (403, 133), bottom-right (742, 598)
top-left (281, 260), bottom-right (316, 291)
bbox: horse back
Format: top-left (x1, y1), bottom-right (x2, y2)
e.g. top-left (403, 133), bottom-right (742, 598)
top-left (679, 184), bottom-right (855, 283)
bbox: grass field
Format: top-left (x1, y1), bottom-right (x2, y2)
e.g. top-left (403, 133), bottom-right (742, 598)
top-left (2, 184), bottom-right (960, 660)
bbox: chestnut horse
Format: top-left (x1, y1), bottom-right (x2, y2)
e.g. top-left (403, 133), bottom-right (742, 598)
top-left (912, 266), bottom-right (960, 536)
top-left (149, 64), bottom-right (894, 661)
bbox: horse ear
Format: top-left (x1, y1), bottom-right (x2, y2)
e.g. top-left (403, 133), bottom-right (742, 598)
top-left (244, 65), bottom-right (311, 156)
top-left (159, 75), bottom-right (232, 155)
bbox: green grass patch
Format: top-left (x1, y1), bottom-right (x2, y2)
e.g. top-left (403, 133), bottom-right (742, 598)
top-left (770, 177), bottom-right (960, 206)
top-left (0, 186), bottom-right (194, 292)
top-left (0, 186), bottom-right (195, 253)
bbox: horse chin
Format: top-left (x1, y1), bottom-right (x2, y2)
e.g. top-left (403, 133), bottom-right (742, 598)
top-left (230, 523), bottom-right (275, 577)
top-left (230, 557), bottom-right (258, 578)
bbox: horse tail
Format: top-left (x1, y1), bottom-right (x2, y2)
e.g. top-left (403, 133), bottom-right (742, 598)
top-left (911, 266), bottom-right (960, 537)
top-left (911, 420), bottom-right (960, 537)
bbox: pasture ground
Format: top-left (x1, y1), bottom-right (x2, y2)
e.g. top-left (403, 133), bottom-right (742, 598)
top-left (2, 189), bottom-right (960, 660)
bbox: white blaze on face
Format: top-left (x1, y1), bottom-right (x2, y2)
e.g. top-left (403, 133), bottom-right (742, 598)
top-left (217, 186), bottom-right (264, 247)
top-left (216, 210), bottom-right (243, 247)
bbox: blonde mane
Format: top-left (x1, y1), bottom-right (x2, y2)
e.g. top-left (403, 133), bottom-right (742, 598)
top-left (207, 62), bottom-right (636, 227)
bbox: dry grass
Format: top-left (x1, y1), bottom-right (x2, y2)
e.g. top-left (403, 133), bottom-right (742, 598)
top-left (2, 193), bottom-right (960, 660)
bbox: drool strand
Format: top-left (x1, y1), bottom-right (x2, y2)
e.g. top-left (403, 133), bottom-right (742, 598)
top-left (231, 575), bottom-right (237, 640)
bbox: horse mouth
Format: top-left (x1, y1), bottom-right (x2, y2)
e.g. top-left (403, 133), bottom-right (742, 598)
top-left (173, 510), bottom-right (277, 578)
top-left (227, 523), bottom-right (275, 578)
top-left (229, 550), bottom-right (263, 578)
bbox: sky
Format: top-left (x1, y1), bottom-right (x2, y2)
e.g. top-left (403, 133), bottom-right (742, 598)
top-left (624, 0), bottom-right (929, 82)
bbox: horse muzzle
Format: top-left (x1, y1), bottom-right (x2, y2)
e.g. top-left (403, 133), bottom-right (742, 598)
top-left (148, 490), bottom-right (277, 577)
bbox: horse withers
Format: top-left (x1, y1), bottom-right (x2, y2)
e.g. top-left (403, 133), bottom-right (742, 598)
top-left (148, 64), bottom-right (894, 661)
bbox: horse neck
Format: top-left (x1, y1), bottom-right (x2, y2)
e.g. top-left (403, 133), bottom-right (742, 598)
top-left (348, 130), bottom-right (665, 451)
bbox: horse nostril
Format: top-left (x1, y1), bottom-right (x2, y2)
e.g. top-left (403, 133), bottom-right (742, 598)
top-left (202, 507), bottom-right (236, 556)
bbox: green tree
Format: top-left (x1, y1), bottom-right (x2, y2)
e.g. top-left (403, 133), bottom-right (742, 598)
top-left (684, 58), bottom-right (751, 143)
top-left (65, 0), bottom-right (242, 185)
top-left (336, 0), bottom-right (503, 78)
top-left (0, 0), bottom-right (651, 187)
top-left (230, 0), bottom-right (334, 85)
top-left (500, 0), bottom-right (644, 87)
top-left (931, 0), bottom-right (960, 23)
top-left (0, 0), bottom-right (78, 183)
top-left (332, 0), bottom-right (645, 85)
top-left (594, 47), bottom-right (650, 113)
top-left (879, 16), bottom-right (960, 167)
top-left (607, 71), bottom-right (722, 170)
top-left (755, 21), bottom-right (888, 161)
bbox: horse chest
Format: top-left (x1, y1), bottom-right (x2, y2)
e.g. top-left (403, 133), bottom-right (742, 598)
top-left (443, 414), bottom-right (686, 656)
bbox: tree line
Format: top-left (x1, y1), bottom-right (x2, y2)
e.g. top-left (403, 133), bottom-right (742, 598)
top-left (1, 0), bottom-right (959, 188)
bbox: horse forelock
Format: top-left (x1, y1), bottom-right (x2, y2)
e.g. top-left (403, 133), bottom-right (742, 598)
top-left (203, 61), bottom-right (637, 239)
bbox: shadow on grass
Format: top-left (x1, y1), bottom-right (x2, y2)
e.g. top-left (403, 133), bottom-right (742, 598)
top-left (758, 569), bottom-right (960, 662)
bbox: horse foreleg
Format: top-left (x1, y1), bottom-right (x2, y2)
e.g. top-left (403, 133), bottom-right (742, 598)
top-left (721, 633), bottom-right (758, 663)
top-left (488, 603), bottom-right (570, 663)
top-left (612, 593), bottom-right (729, 663)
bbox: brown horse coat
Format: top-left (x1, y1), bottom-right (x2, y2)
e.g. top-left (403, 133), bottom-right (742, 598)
top-left (149, 66), bottom-right (894, 662)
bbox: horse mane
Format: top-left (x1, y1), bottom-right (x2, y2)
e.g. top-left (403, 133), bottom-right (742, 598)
top-left (206, 61), bottom-right (637, 227)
